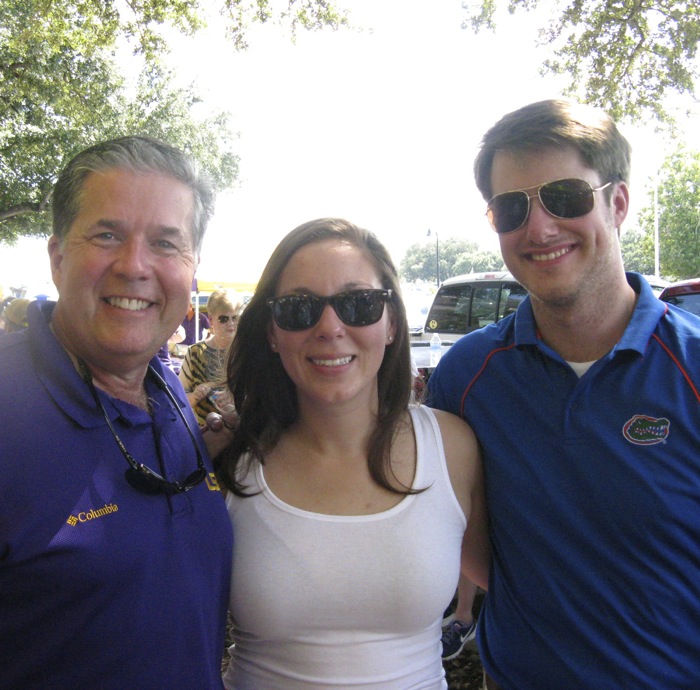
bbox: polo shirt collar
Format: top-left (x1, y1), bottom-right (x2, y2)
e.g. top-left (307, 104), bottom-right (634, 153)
top-left (617, 272), bottom-right (666, 354)
top-left (27, 300), bottom-right (168, 429)
top-left (512, 271), bottom-right (666, 356)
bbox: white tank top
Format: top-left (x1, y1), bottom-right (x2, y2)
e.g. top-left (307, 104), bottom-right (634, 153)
top-left (223, 405), bottom-right (466, 689)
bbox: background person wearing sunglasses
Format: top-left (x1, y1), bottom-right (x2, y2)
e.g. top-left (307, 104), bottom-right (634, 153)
top-left (214, 218), bottom-right (489, 689)
top-left (427, 99), bottom-right (700, 689)
top-left (0, 137), bottom-right (233, 690)
top-left (179, 289), bottom-right (243, 425)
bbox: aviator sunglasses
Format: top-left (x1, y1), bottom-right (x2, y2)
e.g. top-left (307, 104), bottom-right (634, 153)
top-left (267, 289), bottom-right (392, 331)
top-left (486, 178), bottom-right (612, 234)
top-left (216, 314), bottom-right (238, 324)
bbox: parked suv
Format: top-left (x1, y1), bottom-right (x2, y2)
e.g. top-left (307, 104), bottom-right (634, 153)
top-left (418, 271), bottom-right (528, 344)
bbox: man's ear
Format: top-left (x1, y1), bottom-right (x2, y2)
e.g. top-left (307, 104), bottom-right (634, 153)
top-left (47, 235), bottom-right (64, 283)
top-left (612, 180), bottom-right (630, 232)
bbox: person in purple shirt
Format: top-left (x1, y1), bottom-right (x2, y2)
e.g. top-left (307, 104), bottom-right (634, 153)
top-left (0, 136), bottom-right (232, 689)
top-left (182, 300), bottom-right (211, 345)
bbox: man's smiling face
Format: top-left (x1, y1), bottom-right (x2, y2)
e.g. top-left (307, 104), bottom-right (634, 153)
top-left (491, 146), bottom-right (628, 310)
top-left (49, 168), bottom-right (197, 374)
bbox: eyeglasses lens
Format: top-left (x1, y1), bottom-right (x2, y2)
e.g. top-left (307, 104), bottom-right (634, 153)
top-left (125, 466), bottom-right (171, 494)
top-left (270, 298), bottom-right (315, 330)
top-left (487, 192), bottom-right (529, 235)
top-left (539, 179), bottom-right (594, 218)
top-left (335, 292), bottom-right (384, 326)
top-left (487, 178), bottom-right (597, 234)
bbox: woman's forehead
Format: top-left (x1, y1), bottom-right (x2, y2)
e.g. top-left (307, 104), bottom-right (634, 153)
top-left (279, 241), bottom-right (380, 291)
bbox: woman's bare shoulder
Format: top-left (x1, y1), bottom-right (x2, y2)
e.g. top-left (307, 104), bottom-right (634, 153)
top-left (428, 407), bottom-right (477, 444)
top-left (427, 406), bottom-right (482, 496)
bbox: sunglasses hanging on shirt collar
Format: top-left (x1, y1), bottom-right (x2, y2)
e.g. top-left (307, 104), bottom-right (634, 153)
top-left (79, 359), bottom-right (207, 495)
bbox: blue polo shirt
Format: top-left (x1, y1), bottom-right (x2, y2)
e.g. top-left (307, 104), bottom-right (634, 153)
top-left (0, 301), bottom-right (233, 689)
top-left (428, 273), bottom-right (700, 688)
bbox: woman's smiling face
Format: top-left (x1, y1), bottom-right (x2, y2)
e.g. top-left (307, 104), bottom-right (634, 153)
top-left (269, 238), bottom-right (396, 412)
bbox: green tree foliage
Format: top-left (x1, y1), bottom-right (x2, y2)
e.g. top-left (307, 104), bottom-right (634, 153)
top-left (620, 228), bottom-right (655, 275)
top-left (400, 237), bottom-right (504, 283)
top-left (221, 0), bottom-right (348, 50)
top-left (637, 147), bottom-right (700, 279)
top-left (463, 1), bottom-right (700, 124)
top-left (0, 0), bottom-right (346, 244)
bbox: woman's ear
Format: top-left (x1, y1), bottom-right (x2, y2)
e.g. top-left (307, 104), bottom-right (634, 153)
top-left (267, 324), bottom-right (277, 351)
top-left (386, 309), bottom-right (397, 345)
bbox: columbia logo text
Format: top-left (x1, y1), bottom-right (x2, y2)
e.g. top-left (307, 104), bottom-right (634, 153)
top-left (66, 503), bottom-right (119, 526)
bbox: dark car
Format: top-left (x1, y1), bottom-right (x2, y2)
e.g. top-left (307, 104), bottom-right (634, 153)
top-left (411, 271), bottom-right (528, 393)
top-left (658, 278), bottom-right (700, 317)
top-left (418, 271), bottom-right (527, 344)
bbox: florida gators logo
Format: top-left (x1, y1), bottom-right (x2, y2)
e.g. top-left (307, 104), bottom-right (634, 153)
top-left (623, 415), bottom-right (670, 445)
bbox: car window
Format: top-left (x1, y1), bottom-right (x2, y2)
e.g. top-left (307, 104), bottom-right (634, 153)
top-left (499, 284), bottom-right (528, 320)
top-left (471, 287), bottom-right (500, 328)
top-left (425, 284), bottom-right (473, 334)
top-left (665, 293), bottom-right (700, 317)
top-left (424, 279), bottom-right (527, 337)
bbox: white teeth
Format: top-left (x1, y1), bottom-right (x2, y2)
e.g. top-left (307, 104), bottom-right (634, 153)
top-left (311, 356), bottom-right (352, 367)
top-left (531, 247), bottom-right (571, 262)
top-left (107, 297), bottom-right (151, 311)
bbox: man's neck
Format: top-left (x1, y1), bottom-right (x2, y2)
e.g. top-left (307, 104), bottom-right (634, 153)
top-left (50, 320), bottom-right (151, 410)
top-left (532, 281), bottom-right (638, 363)
top-left (85, 364), bottom-right (152, 410)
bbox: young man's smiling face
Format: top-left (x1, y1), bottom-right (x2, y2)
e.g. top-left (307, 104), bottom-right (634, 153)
top-left (490, 145), bottom-right (629, 310)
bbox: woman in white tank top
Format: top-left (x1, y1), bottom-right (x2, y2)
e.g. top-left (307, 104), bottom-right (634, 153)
top-left (215, 218), bottom-right (489, 689)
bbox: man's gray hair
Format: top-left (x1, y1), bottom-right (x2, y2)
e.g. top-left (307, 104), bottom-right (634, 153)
top-left (52, 135), bottom-right (215, 255)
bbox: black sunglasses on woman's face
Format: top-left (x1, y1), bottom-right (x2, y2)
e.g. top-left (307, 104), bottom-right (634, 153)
top-left (267, 289), bottom-right (392, 332)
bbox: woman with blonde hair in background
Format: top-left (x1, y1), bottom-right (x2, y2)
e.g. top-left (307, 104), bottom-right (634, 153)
top-left (179, 289), bottom-right (242, 425)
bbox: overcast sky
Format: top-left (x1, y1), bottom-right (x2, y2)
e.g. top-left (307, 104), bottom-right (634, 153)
top-left (0, 0), bottom-right (691, 297)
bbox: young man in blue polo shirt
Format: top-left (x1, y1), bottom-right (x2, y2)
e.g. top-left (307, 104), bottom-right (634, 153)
top-left (0, 137), bottom-right (233, 689)
top-left (428, 99), bottom-right (700, 688)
